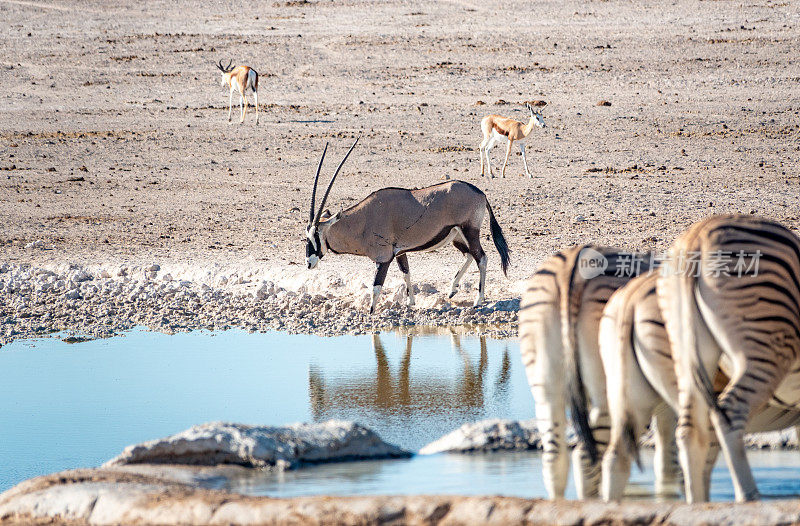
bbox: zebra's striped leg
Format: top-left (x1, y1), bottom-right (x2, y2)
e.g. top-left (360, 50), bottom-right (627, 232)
top-left (652, 406), bottom-right (681, 497)
top-left (521, 305), bottom-right (568, 499)
top-left (572, 406), bottom-right (609, 498)
top-left (675, 388), bottom-right (713, 503)
top-left (701, 422), bottom-right (720, 501)
top-left (534, 388), bottom-right (569, 498)
top-left (601, 417), bottom-right (632, 500)
top-left (710, 368), bottom-right (781, 502)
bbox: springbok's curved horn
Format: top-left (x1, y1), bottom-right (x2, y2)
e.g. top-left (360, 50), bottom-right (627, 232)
top-left (314, 136), bottom-right (360, 226)
top-left (216, 60), bottom-right (225, 72)
top-left (225, 59), bottom-right (233, 72)
top-left (310, 142), bottom-right (329, 224)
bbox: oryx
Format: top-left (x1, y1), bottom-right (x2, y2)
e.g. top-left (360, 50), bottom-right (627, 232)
top-left (305, 138), bottom-right (510, 313)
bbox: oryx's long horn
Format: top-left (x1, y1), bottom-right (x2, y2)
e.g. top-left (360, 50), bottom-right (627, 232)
top-left (310, 142), bottom-right (329, 224)
top-left (313, 136), bottom-right (360, 225)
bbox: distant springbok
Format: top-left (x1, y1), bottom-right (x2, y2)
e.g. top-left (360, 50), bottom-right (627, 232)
top-left (480, 103), bottom-right (545, 178)
top-left (306, 138), bottom-right (510, 313)
top-left (216, 60), bottom-right (259, 124)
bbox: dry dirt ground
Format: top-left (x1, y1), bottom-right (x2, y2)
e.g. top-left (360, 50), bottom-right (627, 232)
top-left (1, 0), bottom-right (799, 316)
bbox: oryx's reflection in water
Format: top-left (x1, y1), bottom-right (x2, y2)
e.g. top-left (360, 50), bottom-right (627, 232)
top-left (307, 332), bottom-right (513, 450)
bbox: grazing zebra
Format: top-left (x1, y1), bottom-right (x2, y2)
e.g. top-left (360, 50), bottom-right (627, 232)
top-left (600, 272), bottom-right (800, 501)
top-left (519, 245), bottom-right (650, 498)
top-left (658, 214), bottom-right (800, 502)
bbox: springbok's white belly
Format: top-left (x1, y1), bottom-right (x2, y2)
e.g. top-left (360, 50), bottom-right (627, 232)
top-left (491, 130), bottom-right (509, 142)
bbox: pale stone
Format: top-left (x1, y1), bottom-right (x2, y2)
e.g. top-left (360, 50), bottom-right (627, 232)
top-left (419, 419), bottom-right (542, 454)
top-left (105, 420), bottom-right (410, 469)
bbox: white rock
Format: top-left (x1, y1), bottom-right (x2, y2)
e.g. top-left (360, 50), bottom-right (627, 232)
top-left (255, 281), bottom-right (274, 300)
top-left (419, 419), bottom-right (542, 454)
top-left (104, 420), bottom-right (410, 470)
top-left (65, 290), bottom-right (81, 300)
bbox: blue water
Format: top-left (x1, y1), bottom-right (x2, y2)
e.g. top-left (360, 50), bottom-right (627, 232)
top-left (2, 328), bottom-right (799, 501)
top-left (0, 329), bottom-right (530, 491)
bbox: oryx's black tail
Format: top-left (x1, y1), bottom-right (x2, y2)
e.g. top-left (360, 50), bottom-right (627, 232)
top-left (486, 201), bottom-right (510, 276)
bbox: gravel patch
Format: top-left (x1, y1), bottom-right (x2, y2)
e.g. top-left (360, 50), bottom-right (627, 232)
top-left (0, 262), bottom-right (518, 345)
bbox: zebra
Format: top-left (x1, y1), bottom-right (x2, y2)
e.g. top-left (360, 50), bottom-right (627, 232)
top-left (519, 245), bottom-right (650, 498)
top-left (657, 214), bottom-right (800, 502)
top-left (599, 272), bottom-right (800, 501)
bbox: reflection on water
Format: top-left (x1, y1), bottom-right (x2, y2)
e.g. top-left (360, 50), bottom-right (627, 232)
top-left (3, 328), bottom-right (800, 502)
top-left (307, 333), bottom-right (517, 448)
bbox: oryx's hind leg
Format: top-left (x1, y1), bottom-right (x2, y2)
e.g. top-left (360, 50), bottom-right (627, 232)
top-left (396, 254), bottom-right (414, 307)
top-left (449, 240), bottom-right (473, 299)
top-left (463, 227), bottom-right (486, 306)
top-left (370, 261), bottom-right (392, 314)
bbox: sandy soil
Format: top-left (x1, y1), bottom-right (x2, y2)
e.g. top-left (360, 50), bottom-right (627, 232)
top-left (1, 0), bottom-right (799, 335)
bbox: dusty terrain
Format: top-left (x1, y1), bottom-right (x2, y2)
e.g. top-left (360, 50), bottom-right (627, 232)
top-left (1, 0), bottom-right (799, 338)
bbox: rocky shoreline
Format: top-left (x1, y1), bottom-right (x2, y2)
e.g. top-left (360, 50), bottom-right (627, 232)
top-left (0, 262), bottom-right (519, 346)
top-left (4, 468), bottom-right (800, 526)
top-left (3, 420), bottom-right (800, 526)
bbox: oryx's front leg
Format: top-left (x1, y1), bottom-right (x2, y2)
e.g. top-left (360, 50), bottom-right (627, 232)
top-left (370, 261), bottom-right (391, 314)
top-left (519, 142), bottom-right (532, 178)
top-left (501, 139), bottom-right (513, 178)
top-left (396, 254), bottom-right (414, 307)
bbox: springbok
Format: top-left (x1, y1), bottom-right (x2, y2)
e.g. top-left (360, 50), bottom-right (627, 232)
top-left (479, 103), bottom-right (545, 179)
top-left (216, 59), bottom-right (259, 124)
top-left (306, 138), bottom-right (510, 313)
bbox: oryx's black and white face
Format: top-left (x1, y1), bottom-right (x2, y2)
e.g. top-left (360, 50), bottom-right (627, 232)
top-left (306, 224), bottom-right (322, 269)
top-left (305, 138), bottom-right (359, 270)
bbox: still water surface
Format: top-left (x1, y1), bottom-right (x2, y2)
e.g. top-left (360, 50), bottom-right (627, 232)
top-left (1, 328), bottom-right (799, 500)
